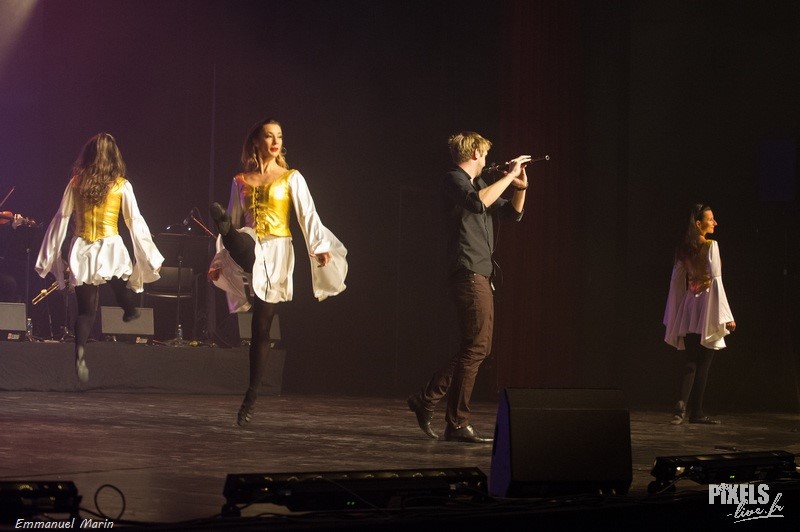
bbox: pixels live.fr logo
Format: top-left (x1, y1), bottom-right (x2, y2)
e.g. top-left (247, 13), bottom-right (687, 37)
top-left (709, 483), bottom-right (784, 523)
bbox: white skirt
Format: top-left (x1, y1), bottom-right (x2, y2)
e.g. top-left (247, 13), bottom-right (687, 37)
top-left (67, 235), bottom-right (134, 286)
top-left (210, 226), bottom-right (347, 313)
top-left (251, 235), bottom-right (295, 304)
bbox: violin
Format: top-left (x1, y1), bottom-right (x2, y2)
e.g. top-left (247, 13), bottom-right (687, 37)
top-left (0, 211), bottom-right (38, 228)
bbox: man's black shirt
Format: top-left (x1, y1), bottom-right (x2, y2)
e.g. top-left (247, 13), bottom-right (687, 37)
top-left (442, 167), bottom-right (523, 277)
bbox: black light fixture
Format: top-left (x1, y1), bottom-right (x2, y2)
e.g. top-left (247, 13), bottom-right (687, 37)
top-left (649, 450), bottom-right (798, 493)
top-left (221, 467), bottom-right (487, 516)
top-left (0, 481), bottom-right (81, 524)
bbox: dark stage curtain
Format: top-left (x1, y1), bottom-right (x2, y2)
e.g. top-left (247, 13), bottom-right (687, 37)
top-left (491, 0), bottom-right (586, 390)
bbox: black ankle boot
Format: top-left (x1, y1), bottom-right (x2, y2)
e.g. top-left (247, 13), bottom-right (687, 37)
top-left (211, 202), bottom-right (231, 236)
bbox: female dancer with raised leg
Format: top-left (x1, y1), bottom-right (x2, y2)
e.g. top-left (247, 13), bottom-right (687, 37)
top-left (209, 118), bottom-right (347, 426)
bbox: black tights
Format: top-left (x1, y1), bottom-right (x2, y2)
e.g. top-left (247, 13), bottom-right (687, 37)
top-left (677, 334), bottom-right (715, 416)
top-left (221, 226), bottom-right (255, 274)
top-left (243, 298), bottom-right (277, 410)
top-left (74, 277), bottom-right (137, 351)
top-left (220, 227), bottom-right (275, 410)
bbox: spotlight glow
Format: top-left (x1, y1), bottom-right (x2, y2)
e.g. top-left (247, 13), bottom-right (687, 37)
top-left (0, 0), bottom-right (39, 73)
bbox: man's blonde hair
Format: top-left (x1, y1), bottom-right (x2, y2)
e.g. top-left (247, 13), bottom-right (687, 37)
top-left (447, 131), bottom-right (492, 164)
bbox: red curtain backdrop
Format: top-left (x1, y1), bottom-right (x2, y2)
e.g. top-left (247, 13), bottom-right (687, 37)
top-left (492, 0), bottom-right (585, 390)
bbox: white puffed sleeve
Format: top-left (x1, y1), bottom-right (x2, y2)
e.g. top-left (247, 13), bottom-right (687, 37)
top-left (34, 182), bottom-right (75, 289)
top-left (289, 171), bottom-right (348, 301)
top-left (700, 240), bottom-right (734, 349)
top-left (663, 260), bottom-right (687, 350)
top-left (121, 180), bottom-right (164, 292)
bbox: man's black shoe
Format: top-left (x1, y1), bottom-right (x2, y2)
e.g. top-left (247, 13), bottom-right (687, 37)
top-left (407, 395), bottom-right (437, 439)
top-left (689, 415), bottom-right (721, 425)
top-left (444, 424), bottom-right (493, 443)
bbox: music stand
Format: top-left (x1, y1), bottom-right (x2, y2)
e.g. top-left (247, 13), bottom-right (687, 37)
top-left (150, 233), bottom-right (211, 346)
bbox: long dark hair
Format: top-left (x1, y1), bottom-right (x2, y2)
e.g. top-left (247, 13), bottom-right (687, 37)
top-left (675, 203), bottom-right (711, 262)
top-left (73, 133), bottom-right (126, 206)
top-left (240, 118), bottom-right (288, 172)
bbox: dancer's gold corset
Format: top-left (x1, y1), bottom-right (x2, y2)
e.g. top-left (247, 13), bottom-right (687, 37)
top-left (684, 241), bottom-right (712, 295)
top-left (239, 171), bottom-right (293, 239)
top-left (687, 276), bottom-right (711, 295)
top-left (73, 177), bottom-right (125, 242)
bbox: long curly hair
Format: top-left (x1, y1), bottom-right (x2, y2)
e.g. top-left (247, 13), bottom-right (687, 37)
top-left (240, 118), bottom-right (288, 172)
top-left (73, 133), bottom-right (126, 206)
top-left (675, 203), bottom-right (711, 263)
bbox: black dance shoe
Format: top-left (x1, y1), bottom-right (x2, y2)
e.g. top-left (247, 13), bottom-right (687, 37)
top-left (122, 308), bottom-right (141, 322)
top-left (444, 424), bottom-right (493, 443)
top-left (210, 203), bottom-right (231, 237)
top-left (237, 403), bottom-right (254, 426)
top-left (407, 395), bottom-right (437, 439)
top-left (670, 401), bottom-right (686, 425)
top-left (689, 415), bottom-right (720, 425)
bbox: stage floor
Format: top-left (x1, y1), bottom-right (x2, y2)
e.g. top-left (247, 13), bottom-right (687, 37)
top-left (1, 391), bottom-right (800, 529)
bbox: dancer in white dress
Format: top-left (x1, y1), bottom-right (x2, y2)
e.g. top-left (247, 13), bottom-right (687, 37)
top-left (36, 133), bottom-right (163, 383)
top-left (208, 118), bottom-right (347, 426)
top-left (663, 204), bottom-right (736, 424)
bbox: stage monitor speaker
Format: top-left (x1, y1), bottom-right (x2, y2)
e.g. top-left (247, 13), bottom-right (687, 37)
top-left (0, 302), bottom-right (26, 341)
top-left (221, 467), bottom-right (487, 516)
top-left (237, 312), bottom-right (281, 346)
top-left (100, 306), bottom-right (154, 343)
top-left (489, 388), bottom-right (632, 498)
